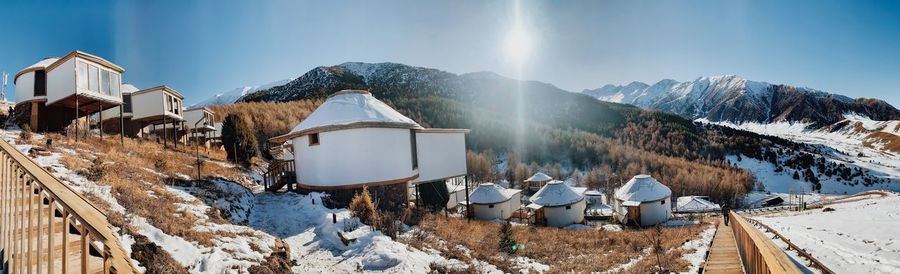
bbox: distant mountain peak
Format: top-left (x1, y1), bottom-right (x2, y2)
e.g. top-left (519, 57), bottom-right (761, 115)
top-left (584, 76), bottom-right (900, 126)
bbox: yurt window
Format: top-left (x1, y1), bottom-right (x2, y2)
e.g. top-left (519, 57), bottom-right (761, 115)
top-left (33, 70), bottom-right (46, 96)
top-left (308, 133), bottom-right (319, 146)
top-left (566, 205), bottom-right (572, 210)
top-left (489, 204), bottom-right (495, 208)
top-left (88, 64), bottom-right (99, 92)
top-left (660, 200), bottom-right (665, 205)
top-left (76, 61), bottom-right (88, 90)
top-left (410, 129), bottom-right (418, 169)
top-left (123, 94), bottom-right (133, 113)
top-left (100, 70), bottom-right (110, 95)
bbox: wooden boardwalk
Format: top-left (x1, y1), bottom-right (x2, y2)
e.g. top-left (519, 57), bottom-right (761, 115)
top-left (704, 220), bottom-right (744, 274)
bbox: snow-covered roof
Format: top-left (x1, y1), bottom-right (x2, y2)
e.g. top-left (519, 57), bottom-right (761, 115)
top-left (614, 175), bottom-right (671, 202)
top-left (468, 183), bottom-right (521, 204)
top-left (676, 196), bottom-right (721, 213)
top-left (282, 90), bottom-right (422, 138)
top-left (529, 180), bottom-right (586, 207)
top-left (26, 58), bottom-right (59, 70)
top-left (525, 172), bottom-right (552, 182)
top-left (14, 57), bottom-right (60, 82)
top-left (121, 84), bottom-right (139, 94)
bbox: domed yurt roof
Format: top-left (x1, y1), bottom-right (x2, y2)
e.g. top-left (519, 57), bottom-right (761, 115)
top-left (529, 180), bottom-right (585, 207)
top-left (614, 175), bottom-right (671, 202)
top-left (469, 183), bottom-right (521, 204)
top-left (121, 83), bottom-right (140, 94)
top-left (276, 90), bottom-right (422, 141)
top-left (525, 172), bottom-right (552, 182)
top-left (15, 57), bottom-right (60, 80)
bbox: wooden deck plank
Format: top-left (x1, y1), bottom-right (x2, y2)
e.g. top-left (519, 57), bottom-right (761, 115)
top-left (704, 220), bottom-right (744, 274)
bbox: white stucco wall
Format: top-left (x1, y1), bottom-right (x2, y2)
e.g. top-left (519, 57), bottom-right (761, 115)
top-left (542, 199), bottom-right (586, 227)
top-left (46, 58), bottom-right (75, 104)
top-left (183, 109), bottom-right (214, 130)
top-left (14, 72), bottom-right (36, 103)
top-left (638, 197), bottom-right (671, 226)
top-left (131, 90), bottom-right (165, 121)
top-left (413, 131), bottom-right (467, 183)
top-left (292, 127), bottom-right (417, 187)
top-left (447, 187), bottom-right (467, 209)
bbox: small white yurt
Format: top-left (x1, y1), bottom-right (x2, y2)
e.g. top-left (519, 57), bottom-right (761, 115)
top-left (675, 196), bottom-right (721, 213)
top-left (467, 183), bottom-right (522, 220)
top-left (613, 175), bottom-right (672, 226)
top-left (528, 180), bottom-right (587, 227)
top-left (525, 172), bottom-right (553, 191)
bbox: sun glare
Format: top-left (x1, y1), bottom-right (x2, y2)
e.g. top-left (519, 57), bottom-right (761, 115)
top-left (505, 28), bottom-right (531, 64)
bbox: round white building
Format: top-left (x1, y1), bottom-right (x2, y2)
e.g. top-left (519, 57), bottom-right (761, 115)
top-left (468, 183), bottom-right (523, 221)
top-left (271, 90), bottom-right (468, 210)
top-left (613, 174), bottom-right (672, 227)
top-left (528, 180), bottom-right (586, 227)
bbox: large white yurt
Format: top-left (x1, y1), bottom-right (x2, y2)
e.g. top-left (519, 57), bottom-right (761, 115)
top-left (528, 180), bottom-right (587, 227)
top-left (613, 175), bottom-right (672, 226)
top-left (467, 183), bottom-right (522, 220)
top-left (270, 90), bottom-right (468, 210)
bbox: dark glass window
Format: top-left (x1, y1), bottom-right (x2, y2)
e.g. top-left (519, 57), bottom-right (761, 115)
top-left (410, 129), bottom-right (418, 169)
top-left (123, 94), bottom-right (132, 113)
top-left (34, 70), bottom-right (46, 96)
top-left (566, 205), bottom-right (572, 210)
top-left (308, 133), bottom-right (319, 146)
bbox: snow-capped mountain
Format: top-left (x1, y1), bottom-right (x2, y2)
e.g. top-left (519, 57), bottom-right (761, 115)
top-left (584, 75), bottom-right (900, 127)
top-left (190, 78), bottom-right (293, 107)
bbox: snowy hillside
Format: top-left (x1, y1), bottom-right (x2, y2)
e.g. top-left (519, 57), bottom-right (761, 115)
top-left (703, 114), bottom-right (900, 194)
top-left (190, 79), bottom-right (293, 107)
top-left (756, 193), bottom-right (900, 273)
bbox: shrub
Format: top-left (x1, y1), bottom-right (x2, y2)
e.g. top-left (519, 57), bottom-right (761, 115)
top-left (349, 186), bottom-right (377, 225)
top-left (221, 114), bottom-right (258, 166)
top-left (418, 180), bottom-right (449, 211)
top-left (130, 234), bottom-right (189, 274)
top-left (498, 222), bottom-right (516, 254)
top-left (19, 124), bottom-right (32, 141)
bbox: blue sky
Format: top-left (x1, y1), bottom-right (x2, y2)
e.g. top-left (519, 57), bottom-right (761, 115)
top-left (1, 0), bottom-right (899, 106)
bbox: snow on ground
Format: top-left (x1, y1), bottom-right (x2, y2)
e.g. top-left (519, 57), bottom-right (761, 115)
top-left (249, 192), bottom-right (460, 273)
top-left (680, 225), bottom-right (716, 274)
top-left (756, 193), bottom-right (900, 273)
top-left (0, 128), bottom-right (277, 273)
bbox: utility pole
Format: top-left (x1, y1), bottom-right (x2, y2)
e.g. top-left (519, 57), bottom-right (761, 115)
top-left (194, 116), bottom-right (207, 182)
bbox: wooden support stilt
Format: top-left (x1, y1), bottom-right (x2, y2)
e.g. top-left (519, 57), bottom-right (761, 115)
top-left (75, 96), bottom-right (79, 142)
top-left (99, 101), bottom-right (103, 140)
top-left (120, 105), bottom-right (125, 145)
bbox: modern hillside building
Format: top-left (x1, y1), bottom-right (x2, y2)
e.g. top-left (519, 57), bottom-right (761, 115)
top-left (269, 90), bottom-right (469, 209)
top-left (182, 107), bottom-right (216, 148)
top-left (15, 51), bottom-right (124, 133)
top-left (130, 86), bottom-right (185, 146)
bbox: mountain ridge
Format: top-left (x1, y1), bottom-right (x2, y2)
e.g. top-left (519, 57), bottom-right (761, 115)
top-left (583, 75), bottom-right (900, 126)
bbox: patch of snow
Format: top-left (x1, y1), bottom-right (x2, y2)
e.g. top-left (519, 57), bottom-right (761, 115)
top-left (680, 225), bottom-right (716, 274)
top-left (756, 194), bottom-right (900, 273)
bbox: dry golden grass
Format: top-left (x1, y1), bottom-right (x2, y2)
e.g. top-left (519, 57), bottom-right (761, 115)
top-left (42, 133), bottom-right (255, 246)
top-left (403, 215), bottom-right (710, 273)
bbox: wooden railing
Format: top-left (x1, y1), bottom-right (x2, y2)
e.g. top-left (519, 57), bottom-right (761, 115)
top-left (746, 218), bottom-right (835, 274)
top-left (0, 138), bottom-right (138, 273)
top-left (263, 159), bottom-right (295, 191)
top-left (729, 211), bottom-right (802, 274)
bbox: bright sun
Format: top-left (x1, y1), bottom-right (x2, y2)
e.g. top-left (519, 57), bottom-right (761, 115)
top-left (505, 28), bottom-right (531, 64)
